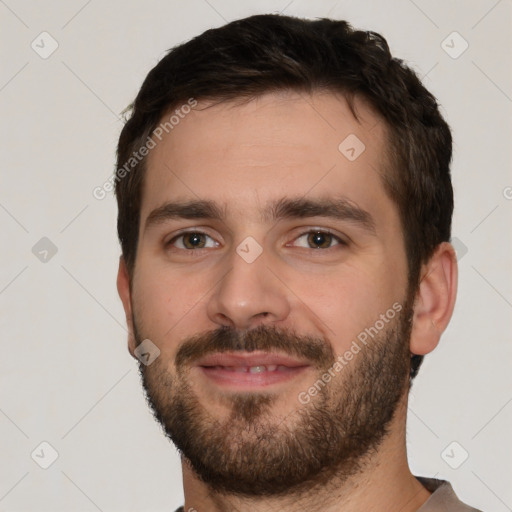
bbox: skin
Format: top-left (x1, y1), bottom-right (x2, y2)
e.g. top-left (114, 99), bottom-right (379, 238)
top-left (117, 90), bottom-right (458, 511)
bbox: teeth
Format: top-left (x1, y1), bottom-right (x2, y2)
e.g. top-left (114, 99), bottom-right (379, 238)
top-left (249, 366), bottom-right (266, 374)
top-left (211, 365), bottom-right (282, 372)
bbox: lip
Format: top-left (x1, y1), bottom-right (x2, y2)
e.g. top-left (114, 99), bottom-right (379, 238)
top-left (194, 351), bottom-right (311, 389)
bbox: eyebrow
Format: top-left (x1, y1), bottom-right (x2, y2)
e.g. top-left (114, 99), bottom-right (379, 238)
top-left (145, 200), bottom-right (225, 228)
top-left (144, 197), bottom-right (376, 234)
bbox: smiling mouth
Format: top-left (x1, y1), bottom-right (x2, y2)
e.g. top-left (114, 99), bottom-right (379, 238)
top-left (204, 364), bottom-right (297, 373)
top-left (194, 352), bottom-right (310, 388)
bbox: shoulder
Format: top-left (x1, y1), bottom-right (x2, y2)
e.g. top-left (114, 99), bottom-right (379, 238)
top-left (416, 476), bottom-right (484, 512)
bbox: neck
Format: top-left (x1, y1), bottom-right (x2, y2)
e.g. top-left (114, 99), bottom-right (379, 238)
top-left (181, 395), bottom-right (430, 512)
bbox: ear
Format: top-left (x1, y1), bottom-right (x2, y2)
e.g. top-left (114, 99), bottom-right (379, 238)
top-left (116, 256), bottom-right (137, 358)
top-left (409, 242), bottom-right (458, 356)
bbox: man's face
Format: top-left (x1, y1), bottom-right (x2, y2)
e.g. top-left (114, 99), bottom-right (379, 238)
top-left (125, 91), bottom-right (412, 495)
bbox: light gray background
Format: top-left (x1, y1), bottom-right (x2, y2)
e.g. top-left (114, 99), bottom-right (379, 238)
top-left (1, 1), bottom-right (511, 511)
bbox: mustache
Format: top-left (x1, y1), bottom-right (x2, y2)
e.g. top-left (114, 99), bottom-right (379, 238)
top-left (174, 324), bottom-right (335, 369)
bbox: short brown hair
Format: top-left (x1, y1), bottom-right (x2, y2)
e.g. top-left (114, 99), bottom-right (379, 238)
top-left (115, 14), bottom-right (454, 378)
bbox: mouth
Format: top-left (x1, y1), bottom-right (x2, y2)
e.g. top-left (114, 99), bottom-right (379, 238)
top-left (194, 352), bottom-right (311, 389)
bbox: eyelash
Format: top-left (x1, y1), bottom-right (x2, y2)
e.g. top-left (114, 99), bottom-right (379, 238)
top-left (166, 229), bottom-right (347, 252)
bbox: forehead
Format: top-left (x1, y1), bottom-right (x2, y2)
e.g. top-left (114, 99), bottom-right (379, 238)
top-left (140, 91), bottom-right (391, 223)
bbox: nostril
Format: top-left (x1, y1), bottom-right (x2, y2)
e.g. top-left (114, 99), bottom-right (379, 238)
top-left (217, 313), bottom-right (235, 328)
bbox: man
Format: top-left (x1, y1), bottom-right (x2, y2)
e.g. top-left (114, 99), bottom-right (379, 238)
top-left (115, 14), bottom-right (482, 511)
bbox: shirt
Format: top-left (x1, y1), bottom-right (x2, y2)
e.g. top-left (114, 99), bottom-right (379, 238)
top-left (417, 477), bottom-right (483, 511)
top-left (174, 477), bottom-right (483, 511)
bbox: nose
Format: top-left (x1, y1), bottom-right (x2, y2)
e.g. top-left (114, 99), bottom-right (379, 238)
top-left (206, 245), bottom-right (291, 330)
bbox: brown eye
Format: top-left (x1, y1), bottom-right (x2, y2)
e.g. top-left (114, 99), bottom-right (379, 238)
top-left (290, 230), bottom-right (345, 250)
top-left (307, 231), bottom-right (335, 249)
top-left (170, 232), bottom-right (217, 250)
top-left (182, 232), bottom-right (206, 249)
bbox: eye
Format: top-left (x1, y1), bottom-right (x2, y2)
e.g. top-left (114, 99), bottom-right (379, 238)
top-left (169, 231), bottom-right (218, 250)
top-left (292, 230), bottom-right (344, 249)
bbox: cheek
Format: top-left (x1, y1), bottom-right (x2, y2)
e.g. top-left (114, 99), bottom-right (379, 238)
top-left (131, 261), bottom-right (208, 357)
top-left (289, 263), bottom-right (403, 350)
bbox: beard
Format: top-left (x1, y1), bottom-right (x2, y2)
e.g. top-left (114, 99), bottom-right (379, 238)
top-left (134, 298), bottom-right (413, 498)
